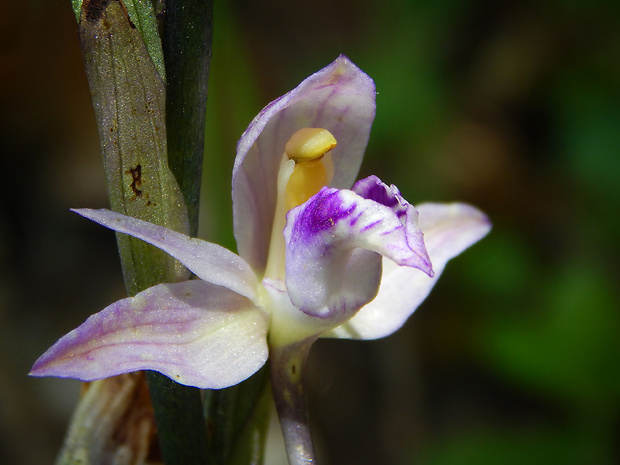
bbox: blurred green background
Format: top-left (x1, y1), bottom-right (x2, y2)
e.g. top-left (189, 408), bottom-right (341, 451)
top-left (2, 0), bottom-right (619, 464)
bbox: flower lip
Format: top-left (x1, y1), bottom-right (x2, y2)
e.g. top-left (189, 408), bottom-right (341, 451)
top-left (283, 178), bottom-right (434, 322)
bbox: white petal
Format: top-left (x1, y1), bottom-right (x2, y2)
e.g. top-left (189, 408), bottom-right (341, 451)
top-left (73, 208), bottom-right (259, 301)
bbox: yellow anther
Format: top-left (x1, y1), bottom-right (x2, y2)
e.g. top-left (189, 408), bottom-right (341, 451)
top-left (285, 128), bottom-right (337, 163)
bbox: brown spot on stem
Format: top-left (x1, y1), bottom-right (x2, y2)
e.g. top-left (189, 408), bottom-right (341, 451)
top-left (128, 164), bottom-right (143, 197)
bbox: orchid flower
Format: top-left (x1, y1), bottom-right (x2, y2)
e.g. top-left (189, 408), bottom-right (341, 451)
top-left (31, 56), bottom-right (490, 464)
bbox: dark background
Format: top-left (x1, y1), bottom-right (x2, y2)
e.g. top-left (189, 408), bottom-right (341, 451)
top-left (2, 0), bottom-right (619, 464)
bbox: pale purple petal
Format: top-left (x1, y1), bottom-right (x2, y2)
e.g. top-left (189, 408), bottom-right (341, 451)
top-left (326, 203), bottom-right (491, 339)
top-left (233, 55), bottom-right (376, 273)
top-left (283, 186), bottom-right (433, 321)
top-left (73, 208), bottom-right (259, 302)
top-left (30, 281), bottom-right (269, 389)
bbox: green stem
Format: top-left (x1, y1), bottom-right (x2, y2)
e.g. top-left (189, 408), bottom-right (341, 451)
top-left (270, 341), bottom-right (318, 465)
top-left (203, 368), bottom-right (272, 465)
top-left (146, 372), bottom-right (209, 465)
top-left (163, 0), bottom-right (214, 237)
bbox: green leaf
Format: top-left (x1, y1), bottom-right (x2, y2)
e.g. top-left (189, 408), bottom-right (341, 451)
top-left (79, 0), bottom-right (187, 292)
top-left (122, 0), bottom-right (166, 82)
top-left (72, 0), bottom-right (166, 82)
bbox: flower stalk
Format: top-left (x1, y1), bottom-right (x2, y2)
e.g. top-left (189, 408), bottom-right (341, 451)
top-left (270, 340), bottom-right (317, 465)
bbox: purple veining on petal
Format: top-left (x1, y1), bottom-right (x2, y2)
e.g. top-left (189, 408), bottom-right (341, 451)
top-left (348, 211), bottom-right (364, 227)
top-left (31, 281), bottom-right (270, 389)
top-left (291, 187), bottom-right (357, 239)
top-left (353, 175), bottom-right (408, 221)
top-left (360, 219), bottom-right (383, 232)
top-left (380, 224), bottom-right (404, 235)
top-left (351, 176), bottom-right (434, 275)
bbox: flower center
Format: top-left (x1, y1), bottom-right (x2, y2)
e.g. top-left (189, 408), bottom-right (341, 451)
top-left (264, 128), bottom-right (337, 281)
